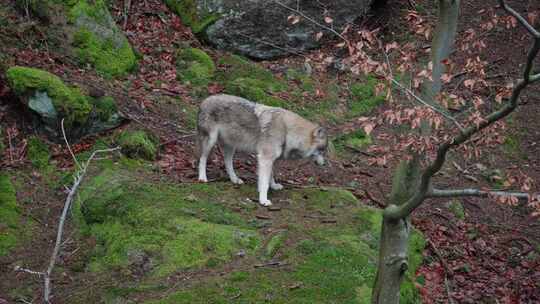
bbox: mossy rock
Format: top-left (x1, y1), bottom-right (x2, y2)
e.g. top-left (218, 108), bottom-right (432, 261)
top-left (176, 48), bottom-right (215, 87)
top-left (0, 174), bottom-right (20, 256)
top-left (348, 76), bottom-right (385, 118)
top-left (74, 168), bottom-right (261, 277)
top-left (6, 66), bottom-right (125, 141)
top-left (117, 130), bottom-right (158, 160)
top-left (163, 0), bottom-right (220, 34)
top-left (6, 66), bottom-right (92, 126)
top-left (68, 0), bottom-right (137, 77)
top-left (27, 136), bottom-right (51, 169)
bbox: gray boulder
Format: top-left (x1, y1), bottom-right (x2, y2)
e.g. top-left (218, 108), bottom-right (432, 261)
top-left (165, 0), bottom-right (374, 60)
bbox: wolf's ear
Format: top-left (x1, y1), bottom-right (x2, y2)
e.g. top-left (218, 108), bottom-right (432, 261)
top-left (313, 127), bottom-right (326, 139)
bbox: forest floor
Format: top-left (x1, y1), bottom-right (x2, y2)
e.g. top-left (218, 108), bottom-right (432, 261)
top-left (0, 0), bottom-right (539, 303)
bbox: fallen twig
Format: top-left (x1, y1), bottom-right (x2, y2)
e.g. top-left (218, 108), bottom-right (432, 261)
top-left (15, 119), bottom-right (119, 304)
top-left (253, 260), bottom-right (288, 268)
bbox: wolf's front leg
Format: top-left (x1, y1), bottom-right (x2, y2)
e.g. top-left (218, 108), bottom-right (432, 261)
top-left (257, 156), bottom-right (274, 206)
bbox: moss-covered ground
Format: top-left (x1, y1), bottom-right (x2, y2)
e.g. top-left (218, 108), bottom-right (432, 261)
top-left (0, 173), bottom-right (20, 256)
top-left (54, 156), bottom-right (425, 303)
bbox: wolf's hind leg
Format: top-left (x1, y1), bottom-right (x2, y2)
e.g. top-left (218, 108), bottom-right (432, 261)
top-left (223, 144), bottom-right (243, 184)
top-left (270, 172), bottom-right (283, 190)
top-left (198, 129), bottom-right (218, 182)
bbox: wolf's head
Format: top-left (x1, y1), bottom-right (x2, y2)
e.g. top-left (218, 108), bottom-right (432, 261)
top-left (309, 127), bottom-right (328, 166)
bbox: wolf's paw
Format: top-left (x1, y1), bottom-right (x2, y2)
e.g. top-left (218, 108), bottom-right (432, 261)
top-left (259, 199), bottom-right (272, 206)
top-left (270, 183), bottom-right (284, 190)
top-left (198, 177), bottom-right (208, 183)
top-left (231, 177), bottom-right (244, 185)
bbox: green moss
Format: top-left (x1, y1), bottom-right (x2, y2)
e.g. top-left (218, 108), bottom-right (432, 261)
top-left (0, 127), bottom-right (5, 156)
top-left (503, 135), bottom-right (526, 159)
top-left (146, 186), bottom-right (424, 304)
top-left (264, 230), bottom-right (288, 259)
top-left (401, 230), bottom-right (426, 303)
top-left (286, 68), bottom-right (315, 92)
top-left (72, 28), bottom-right (136, 78)
top-left (176, 48), bottom-right (215, 87)
top-left (6, 66), bottom-right (92, 125)
top-left (27, 136), bottom-right (51, 169)
top-left (0, 174), bottom-right (20, 256)
top-left (90, 96), bottom-right (117, 121)
top-left (224, 77), bottom-right (289, 108)
top-left (157, 217), bottom-right (259, 274)
top-left (354, 207), bottom-right (383, 236)
top-left (348, 76), bottom-right (385, 118)
top-left (164, 0), bottom-right (220, 34)
top-left (217, 54), bottom-right (286, 92)
top-left (181, 103), bottom-right (198, 130)
top-left (446, 200), bottom-right (465, 220)
top-left (290, 188), bottom-right (358, 211)
top-left (74, 168), bottom-right (260, 277)
top-left (68, 0), bottom-right (109, 24)
top-left (117, 131), bottom-right (158, 160)
top-left (333, 129), bottom-right (372, 156)
top-left (216, 54), bottom-right (288, 107)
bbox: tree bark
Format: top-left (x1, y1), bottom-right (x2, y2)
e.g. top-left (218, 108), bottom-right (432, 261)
top-left (424, 0), bottom-right (460, 102)
top-left (372, 159), bottom-right (420, 303)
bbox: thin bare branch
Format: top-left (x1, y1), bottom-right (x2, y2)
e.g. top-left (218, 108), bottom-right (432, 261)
top-left (43, 146), bottom-right (119, 303)
top-left (498, 0), bottom-right (540, 38)
top-left (61, 118), bottom-right (81, 170)
top-left (273, 0), bottom-right (349, 43)
top-left (14, 266), bottom-right (45, 276)
top-left (428, 188), bottom-right (538, 200)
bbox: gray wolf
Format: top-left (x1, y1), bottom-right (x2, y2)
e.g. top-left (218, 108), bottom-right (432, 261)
top-left (197, 94), bottom-right (328, 206)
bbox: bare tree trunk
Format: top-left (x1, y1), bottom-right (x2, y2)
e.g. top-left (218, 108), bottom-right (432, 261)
top-left (372, 159), bottom-right (420, 303)
top-left (371, 1), bottom-right (460, 303)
